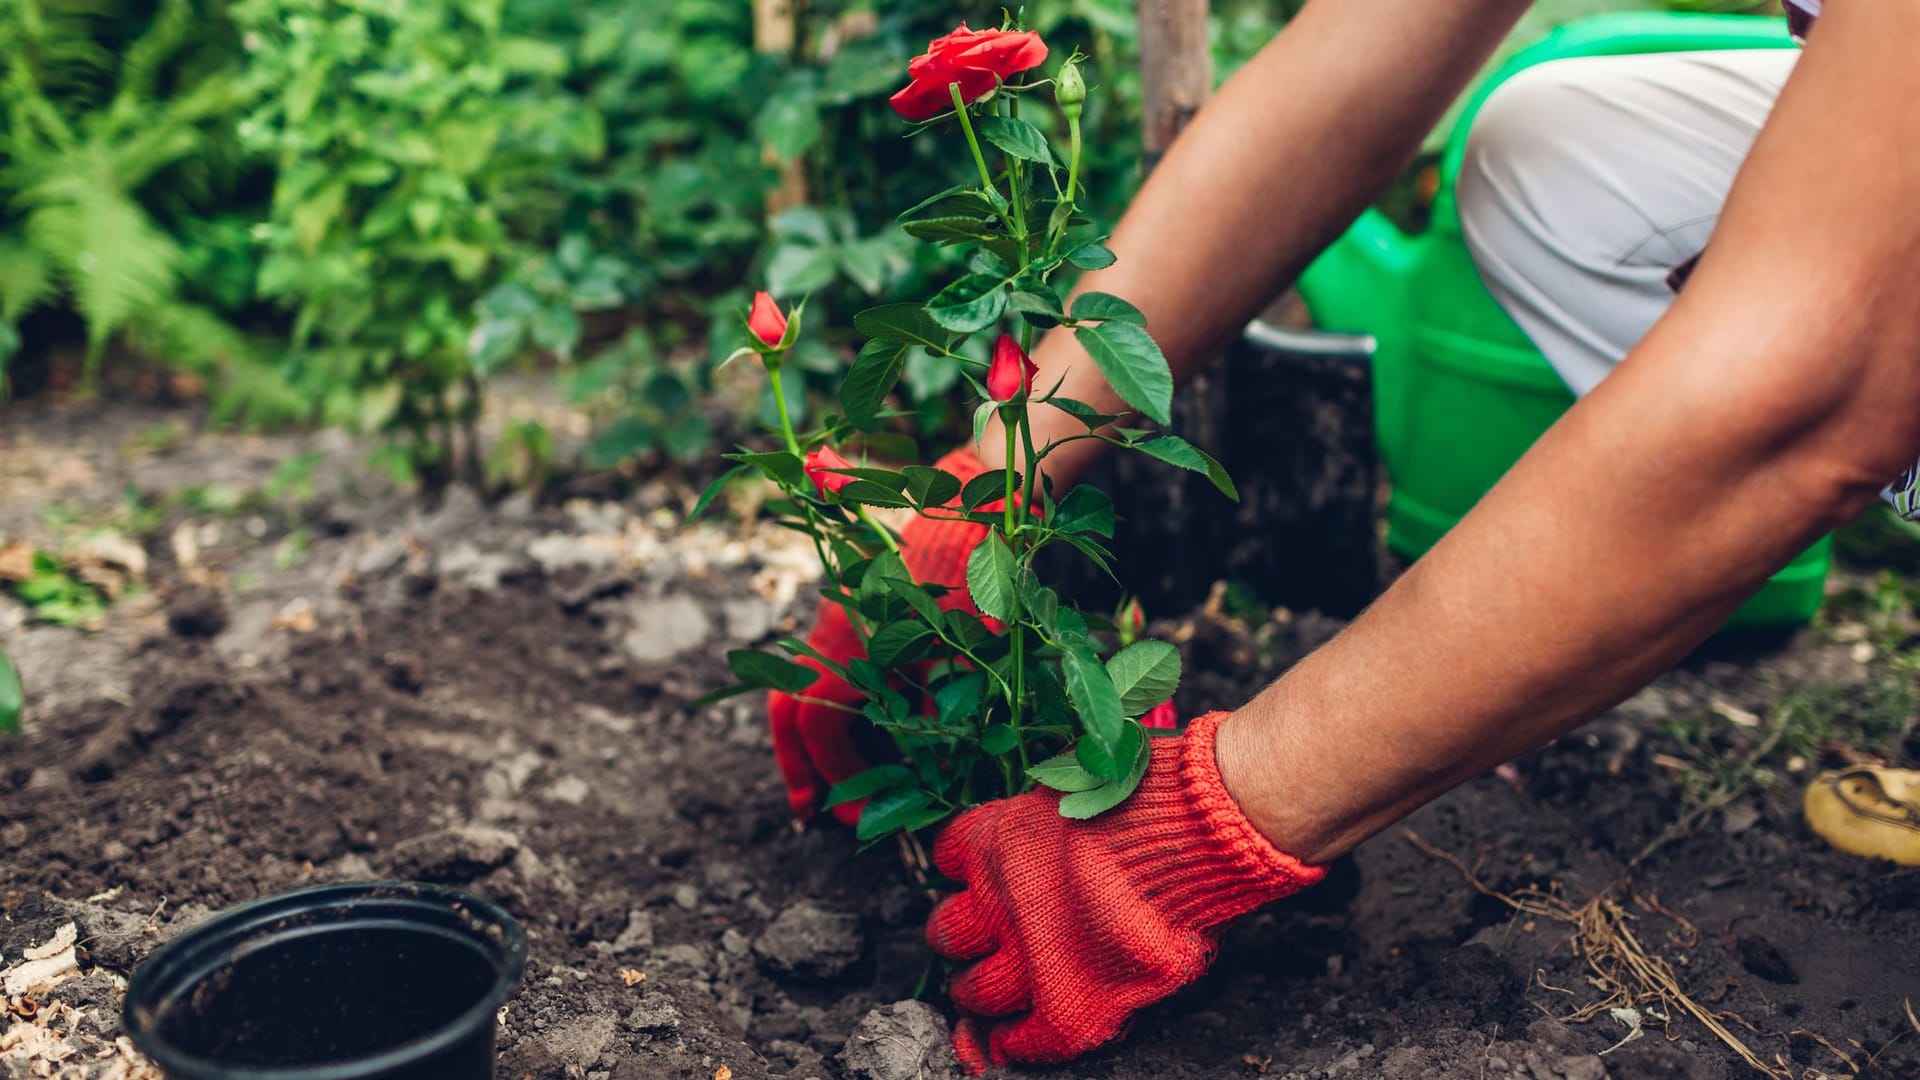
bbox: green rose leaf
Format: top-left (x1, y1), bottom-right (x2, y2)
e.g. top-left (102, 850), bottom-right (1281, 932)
top-left (855, 304), bottom-right (952, 352)
top-left (837, 480), bottom-right (914, 509)
top-left (1062, 639), bottom-right (1126, 765)
top-left (927, 273), bottom-right (1008, 334)
top-left (1069, 292), bottom-right (1147, 326)
top-left (978, 116), bottom-right (1057, 165)
top-left (902, 216), bottom-right (1001, 245)
top-left (965, 531), bottom-right (1017, 623)
top-left (728, 450), bottom-right (804, 489)
top-left (1067, 242), bottom-right (1117, 271)
top-left (866, 621), bottom-right (935, 668)
top-left (1105, 640), bottom-right (1182, 716)
top-left (961, 469), bottom-right (1012, 511)
top-left (825, 764), bottom-right (915, 808)
top-left (1059, 731), bottom-right (1152, 820)
top-left (1133, 436), bottom-right (1239, 501)
top-left (1054, 485), bottom-right (1115, 538)
top-left (841, 339), bottom-right (909, 430)
top-left (1028, 749), bottom-right (1105, 793)
top-left (1076, 717), bottom-right (1144, 784)
top-left (686, 464), bottom-right (748, 522)
top-left (981, 723), bottom-right (1020, 755)
top-left (856, 787), bottom-right (949, 842)
top-left (1074, 321), bottom-right (1173, 425)
top-left (727, 649), bottom-right (817, 694)
top-left (903, 466), bottom-right (962, 509)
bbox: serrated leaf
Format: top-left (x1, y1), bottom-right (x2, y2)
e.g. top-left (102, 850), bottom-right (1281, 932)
top-left (1058, 733), bottom-right (1151, 819)
top-left (855, 304), bottom-right (951, 351)
top-left (1054, 485), bottom-right (1115, 538)
top-left (1028, 749), bottom-right (1104, 793)
top-left (686, 464), bottom-right (748, 522)
top-left (935, 673), bottom-right (985, 726)
top-left (856, 787), bottom-right (948, 842)
top-left (1074, 321), bottom-right (1173, 425)
top-left (1062, 640), bottom-right (1126, 762)
top-left (962, 470), bottom-right (1011, 511)
top-left (842, 339), bottom-right (908, 429)
top-left (1106, 641), bottom-right (1182, 716)
top-left (825, 764), bottom-right (915, 808)
top-left (867, 621), bottom-right (935, 668)
top-left (837, 480), bottom-right (914, 508)
top-left (729, 450), bottom-right (805, 489)
top-left (902, 216), bottom-right (1001, 244)
top-left (980, 723), bottom-right (1020, 755)
top-left (1067, 243), bottom-right (1117, 270)
top-left (1044, 396), bottom-right (1125, 429)
top-left (1133, 436), bottom-right (1239, 501)
top-left (904, 466), bottom-right (962, 509)
top-left (1076, 718), bottom-right (1144, 783)
top-left (1070, 292), bottom-right (1147, 325)
top-left (978, 115), bottom-right (1056, 164)
top-left (965, 531), bottom-right (1016, 623)
top-left (926, 274), bottom-right (1007, 334)
top-left (727, 650), bottom-right (816, 693)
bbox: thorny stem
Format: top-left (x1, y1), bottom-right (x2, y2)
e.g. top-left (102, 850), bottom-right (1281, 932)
top-left (950, 83), bottom-right (1017, 238)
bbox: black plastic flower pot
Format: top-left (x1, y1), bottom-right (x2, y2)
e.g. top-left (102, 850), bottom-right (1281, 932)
top-left (124, 882), bottom-right (526, 1080)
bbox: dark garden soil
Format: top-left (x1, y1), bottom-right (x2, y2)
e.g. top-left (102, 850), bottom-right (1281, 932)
top-left (3, 397), bottom-right (1919, 1080)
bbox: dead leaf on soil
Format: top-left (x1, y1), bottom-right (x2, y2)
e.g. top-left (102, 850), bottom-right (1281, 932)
top-left (0, 541), bottom-right (34, 582)
top-left (619, 968), bottom-right (646, 987)
top-left (1710, 697), bottom-right (1760, 729)
top-left (714, 1066), bottom-right (733, 1080)
top-left (272, 598), bottom-right (318, 634)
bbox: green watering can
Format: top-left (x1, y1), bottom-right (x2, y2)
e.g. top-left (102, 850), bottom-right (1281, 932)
top-left (1294, 11), bottom-right (1829, 630)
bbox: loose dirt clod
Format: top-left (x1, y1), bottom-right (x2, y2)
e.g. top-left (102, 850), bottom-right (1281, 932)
top-left (840, 1001), bottom-right (959, 1080)
top-left (753, 902), bottom-right (863, 980)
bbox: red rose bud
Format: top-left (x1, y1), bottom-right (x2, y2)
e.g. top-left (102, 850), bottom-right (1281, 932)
top-left (1117, 597), bottom-right (1146, 642)
top-left (986, 334), bottom-right (1037, 401)
top-left (890, 24), bottom-right (1049, 122)
top-left (748, 291), bottom-right (788, 348)
top-left (1141, 701), bottom-right (1179, 730)
top-left (804, 446), bottom-right (856, 498)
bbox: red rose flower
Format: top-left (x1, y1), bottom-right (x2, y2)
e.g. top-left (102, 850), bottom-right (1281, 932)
top-left (889, 24), bottom-right (1049, 122)
top-left (1141, 701), bottom-right (1179, 730)
top-left (804, 446), bottom-right (856, 498)
top-left (748, 291), bottom-right (788, 348)
top-left (986, 333), bottom-right (1038, 401)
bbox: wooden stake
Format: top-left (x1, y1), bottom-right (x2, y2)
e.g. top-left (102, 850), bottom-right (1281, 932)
top-left (753, 0), bottom-right (808, 217)
top-left (1137, 0), bottom-right (1213, 170)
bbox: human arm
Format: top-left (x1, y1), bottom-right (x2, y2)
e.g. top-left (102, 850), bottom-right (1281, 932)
top-left (979, 0), bottom-right (1537, 480)
top-left (1218, 0), bottom-right (1920, 864)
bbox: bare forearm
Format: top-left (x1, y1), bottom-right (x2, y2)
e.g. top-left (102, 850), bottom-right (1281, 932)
top-left (981, 0), bottom-right (1533, 479)
top-left (1220, 0), bottom-right (1920, 865)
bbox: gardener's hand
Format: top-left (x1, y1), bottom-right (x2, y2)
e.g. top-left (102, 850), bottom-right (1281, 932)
top-left (769, 448), bottom-right (993, 824)
top-left (925, 711), bottom-right (1324, 1071)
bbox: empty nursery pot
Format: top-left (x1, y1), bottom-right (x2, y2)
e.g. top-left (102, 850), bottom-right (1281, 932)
top-left (124, 882), bottom-right (526, 1080)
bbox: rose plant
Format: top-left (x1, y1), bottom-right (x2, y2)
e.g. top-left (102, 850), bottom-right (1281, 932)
top-left (696, 21), bottom-right (1236, 844)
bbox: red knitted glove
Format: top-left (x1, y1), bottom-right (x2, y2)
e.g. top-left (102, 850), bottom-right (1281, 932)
top-left (925, 711), bottom-right (1325, 1071)
top-left (768, 448), bottom-right (992, 823)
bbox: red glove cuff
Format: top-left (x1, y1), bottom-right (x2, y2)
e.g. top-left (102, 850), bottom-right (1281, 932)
top-left (1115, 711), bottom-right (1326, 928)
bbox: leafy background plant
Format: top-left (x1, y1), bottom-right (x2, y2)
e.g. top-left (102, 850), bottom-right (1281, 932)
top-left (1, 0), bottom-right (1778, 471)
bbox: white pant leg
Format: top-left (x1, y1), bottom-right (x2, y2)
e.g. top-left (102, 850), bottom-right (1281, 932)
top-left (1456, 50), bottom-right (1796, 396)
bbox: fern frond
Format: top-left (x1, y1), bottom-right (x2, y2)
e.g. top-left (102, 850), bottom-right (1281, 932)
top-left (20, 162), bottom-right (182, 350)
top-left (0, 235), bottom-right (59, 322)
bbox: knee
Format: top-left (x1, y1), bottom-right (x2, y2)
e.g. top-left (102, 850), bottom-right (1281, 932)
top-left (1455, 61), bottom-right (1610, 253)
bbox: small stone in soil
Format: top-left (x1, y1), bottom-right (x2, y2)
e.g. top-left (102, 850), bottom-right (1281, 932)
top-left (840, 1001), bottom-right (959, 1080)
top-left (753, 901), bottom-right (863, 980)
